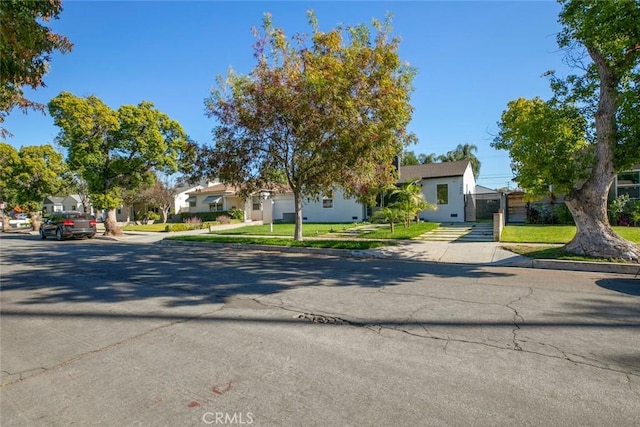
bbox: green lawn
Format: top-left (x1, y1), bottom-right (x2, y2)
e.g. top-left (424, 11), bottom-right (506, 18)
top-left (358, 222), bottom-right (439, 239)
top-left (166, 235), bottom-right (391, 250)
top-left (503, 245), bottom-right (633, 263)
top-left (122, 223), bottom-right (169, 232)
top-left (502, 225), bottom-right (640, 244)
top-left (210, 223), bottom-right (360, 237)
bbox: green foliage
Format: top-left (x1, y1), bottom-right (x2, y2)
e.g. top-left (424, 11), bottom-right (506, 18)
top-left (492, 97), bottom-right (591, 199)
top-left (370, 207), bottom-right (403, 233)
top-left (227, 207), bottom-right (244, 221)
top-left (211, 222), bottom-right (359, 237)
top-left (608, 194), bottom-right (629, 225)
top-left (526, 202), bottom-right (575, 225)
top-left (164, 221), bottom-right (218, 232)
top-left (401, 151), bottom-right (420, 166)
top-left (91, 192), bottom-right (122, 210)
top-left (438, 144), bottom-right (482, 179)
top-left (0, 0), bottom-right (73, 137)
top-left (48, 92), bottom-right (188, 210)
top-left (178, 211), bottom-right (234, 222)
top-left (608, 194), bottom-right (640, 226)
top-left (0, 142), bottom-right (68, 210)
top-left (166, 235), bottom-right (391, 250)
top-left (502, 225), bottom-right (640, 244)
top-left (358, 221), bottom-right (438, 239)
top-left (388, 179), bottom-right (434, 227)
top-left (199, 11), bottom-right (416, 240)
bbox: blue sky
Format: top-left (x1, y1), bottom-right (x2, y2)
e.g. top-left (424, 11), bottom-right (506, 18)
top-left (3, 0), bottom-right (571, 190)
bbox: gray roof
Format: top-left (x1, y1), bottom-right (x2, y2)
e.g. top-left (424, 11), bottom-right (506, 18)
top-left (398, 160), bottom-right (471, 183)
top-left (44, 196), bottom-right (64, 204)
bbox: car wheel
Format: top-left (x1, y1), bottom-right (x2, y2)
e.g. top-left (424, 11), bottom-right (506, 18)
top-left (56, 228), bottom-right (64, 241)
top-left (40, 229), bottom-right (47, 240)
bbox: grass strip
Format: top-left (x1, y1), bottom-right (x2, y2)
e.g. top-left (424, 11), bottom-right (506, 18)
top-left (503, 245), bottom-right (634, 263)
top-left (358, 222), bottom-right (439, 239)
top-left (166, 235), bottom-right (392, 250)
top-left (502, 225), bottom-right (640, 244)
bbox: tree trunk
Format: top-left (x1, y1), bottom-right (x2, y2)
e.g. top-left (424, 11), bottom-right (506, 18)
top-left (104, 208), bottom-right (123, 236)
top-left (562, 46), bottom-right (640, 262)
top-left (564, 187), bottom-right (640, 261)
top-left (293, 191), bottom-right (303, 241)
top-left (161, 207), bottom-right (169, 223)
top-left (30, 211), bottom-right (42, 232)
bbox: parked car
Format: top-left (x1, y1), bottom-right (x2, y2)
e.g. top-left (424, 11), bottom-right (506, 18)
top-left (9, 213), bottom-right (31, 228)
top-left (40, 211), bottom-right (97, 240)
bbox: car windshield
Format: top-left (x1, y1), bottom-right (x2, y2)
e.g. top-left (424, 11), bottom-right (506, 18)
top-left (69, 213), bottom-right (94, 220)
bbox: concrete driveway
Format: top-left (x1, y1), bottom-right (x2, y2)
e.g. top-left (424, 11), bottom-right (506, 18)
top-left (1, 233), bottom-right (639, 426)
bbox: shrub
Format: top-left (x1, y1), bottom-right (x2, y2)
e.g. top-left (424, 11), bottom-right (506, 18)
top-left (608, 194), bottom-right (629, 225)
top-left (184, 216), bottom-right (202, 225)
top-left (228, 207), bottom-right (244, 221)
top-left (216, 215), bottom-right (231, 224)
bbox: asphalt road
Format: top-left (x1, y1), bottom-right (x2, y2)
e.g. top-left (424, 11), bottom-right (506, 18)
top-left (1, 233), bottom-right (639, 426)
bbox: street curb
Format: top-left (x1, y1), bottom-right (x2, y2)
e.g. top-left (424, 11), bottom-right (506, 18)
top-left (158, 239), bottom-right (640, 276)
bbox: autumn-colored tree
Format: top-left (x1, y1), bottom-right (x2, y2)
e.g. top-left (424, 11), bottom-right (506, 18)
top-left (48, 92), bottom-right (188, 236)
top-left (199, 12), bottom-right (416, 240)
top-left (139, 177), bottom-right (177, 223)
top-left (0, 0), bottom-right (72, 137)
top-left (492, 0), bottom-right (640, 261)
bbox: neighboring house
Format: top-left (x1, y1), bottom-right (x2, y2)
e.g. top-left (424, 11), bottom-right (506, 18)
top-left (174, 179), bottom-right (219, 215)
top-left (185, 183), bottom-right (250, 220)
top-left (611, 165), bottom-right (640, 200)
top-left (42, 196), bottom-right (64, 214)
top-left (398, 160), bottom-right (476, 223)
top-left (43, 195), bottom-right (94, 215)
top-left (184, 159), bottom-right (477, 223)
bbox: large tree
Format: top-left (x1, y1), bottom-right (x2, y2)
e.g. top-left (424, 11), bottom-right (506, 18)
top-left (0, 0), bottom-right (72, 137)
top-left (48, 92), bottom-right (188, 236)
top-left (199, 12), bottom-right (416, 240)
top-left (492, 0), bottom-right (640, 261)
top-left (0, 142), bottom-right (68, 212)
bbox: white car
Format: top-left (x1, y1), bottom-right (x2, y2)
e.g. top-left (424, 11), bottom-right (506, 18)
top-left (9, 213), bottom-right (31, 228)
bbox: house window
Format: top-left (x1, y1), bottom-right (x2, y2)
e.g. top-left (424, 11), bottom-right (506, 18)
top-left (322, 191), bottom-right (333, 209)
top-left (437, 184), bottom-right (448, 205)
top-left (71, 205), bottom-right (76, 211)
top-left (617, 171), bottom-right (640, 199)
top-left (43, 206), bottom-right (48, 213)
top-left (189, 201), bottom-right (196, 207)
top-left (252, 196), bottom-right (262, 211)
top-left (209, 203), bottom-right (223, 212)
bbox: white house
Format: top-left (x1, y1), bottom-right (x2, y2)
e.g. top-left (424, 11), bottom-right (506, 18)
top-left (43, 195), bottom-right (94, 215)
top-left (398, 160), bottom-right (476, 223)
top-left (184, 160), bottom-right (477, 224)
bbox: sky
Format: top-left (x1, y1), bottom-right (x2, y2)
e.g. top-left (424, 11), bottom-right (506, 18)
top-left (3, 0), bottom-right (573, 190)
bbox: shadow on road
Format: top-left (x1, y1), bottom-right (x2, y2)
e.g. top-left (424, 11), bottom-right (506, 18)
top-left (1, 233), bottom-right (516, 309)
top-left (596, 278), bottom-right (640, 296)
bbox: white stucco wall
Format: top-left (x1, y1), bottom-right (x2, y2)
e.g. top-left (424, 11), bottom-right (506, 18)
top-left (418, 164), bottom-right (476, 223)
top-left (301, 190), bottom-right (364, 223)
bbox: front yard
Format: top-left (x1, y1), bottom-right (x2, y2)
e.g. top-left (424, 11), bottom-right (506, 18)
top-left (501, 225), bottom-right (640, 244)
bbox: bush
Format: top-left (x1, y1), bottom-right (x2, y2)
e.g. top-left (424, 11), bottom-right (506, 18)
top-left (526, 203), bottom-right (574, 225)
top-left (184, 216), bottom-right (202, 225)
top-left (179, 211), bottom-right (233, 222)
top-left (216, 215), bottom-right (231, 224)
top-left (608, 194), bottom-right (629, 225)
top-left (227, 207), bottom-right (244, 221)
